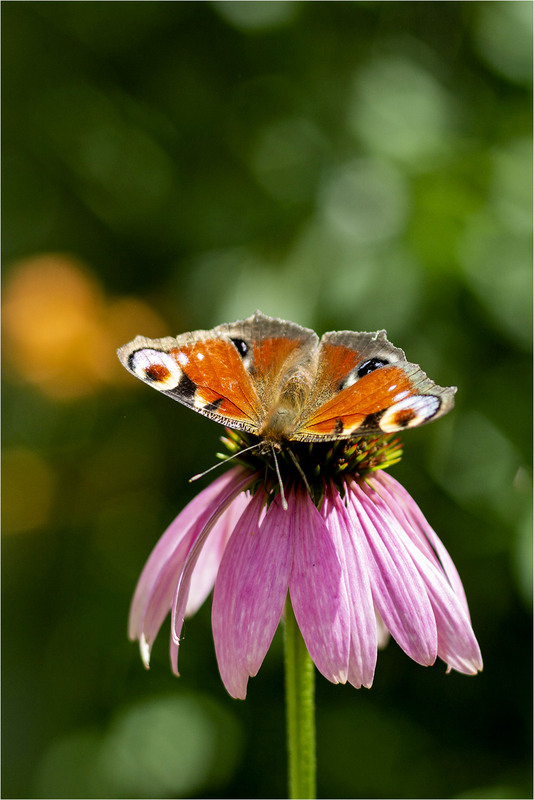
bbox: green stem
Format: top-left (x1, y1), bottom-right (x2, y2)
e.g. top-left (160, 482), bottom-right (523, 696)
top-left (284, 595), bottom-right (316, 800)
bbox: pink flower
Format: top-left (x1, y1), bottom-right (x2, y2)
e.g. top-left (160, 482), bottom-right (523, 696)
top-left (129, 459), bottom-right (482, 699)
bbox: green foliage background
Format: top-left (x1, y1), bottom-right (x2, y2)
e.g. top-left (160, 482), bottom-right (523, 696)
top-left (3, 2), bottom-right (532, 798)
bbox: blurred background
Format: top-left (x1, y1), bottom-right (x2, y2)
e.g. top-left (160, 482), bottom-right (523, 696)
top-left (2, 2), bottom-right (532, 798)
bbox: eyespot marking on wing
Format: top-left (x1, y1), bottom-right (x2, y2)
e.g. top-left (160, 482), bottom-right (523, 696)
top-left (230, 337), bottom-right (249, 357)
top-left (379, 395), bottom-right (441, 432)
top-left (229, 336), bottom-right (254, 371)
top-left (357, 357), bottom-right (389, 378)
top-left (339, 357), bottom-right (391, 390)
top-left (128, 348), bottom-right (185, 392)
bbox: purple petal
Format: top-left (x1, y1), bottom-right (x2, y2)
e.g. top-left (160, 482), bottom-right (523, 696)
top-left (322, 485), bottom-right (377, 688)
top-left (169, 470), bottom-right (256, 676)
top-left (128, 467), bottom-right (251, 664)
top-left (212, 490), bottom-right (293, 699)
top-left (347, 479), bottom-right (437, 666)
top-left (290, 488), bottom-right (350, 685)
top-left (185, 491), bottom-right (251, 617)
top-left (373, 471), bottom-right (470, 615)
top-left (392, 528), bottom-right (483, 674)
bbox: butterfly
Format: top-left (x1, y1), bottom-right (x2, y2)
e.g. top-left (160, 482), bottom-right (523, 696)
top-left (117, 310), bottom-right (455, 443)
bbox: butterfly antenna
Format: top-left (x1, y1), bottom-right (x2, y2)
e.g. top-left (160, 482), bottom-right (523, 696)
top-left (287, 447), bottom-right (312, 496)
top-left (270, 445), bottom-right (288, 511)
top-left (189, 443), bottom-right (260, 483)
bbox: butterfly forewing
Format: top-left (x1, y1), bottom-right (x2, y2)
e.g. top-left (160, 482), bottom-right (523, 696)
top-left (117, 311), bottom-right (319, 435)
top-left (117, 331), bottom-right (262, 432)
top-left (295, 365), bottom-right (415, 438)
top-left (291, 332), bottom-right (455, 441)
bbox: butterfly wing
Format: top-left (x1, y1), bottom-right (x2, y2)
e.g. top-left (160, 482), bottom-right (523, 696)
top-left (117, 311), bottom-right (318, 435)
top-left (291, 330), bottom-right (456, 441)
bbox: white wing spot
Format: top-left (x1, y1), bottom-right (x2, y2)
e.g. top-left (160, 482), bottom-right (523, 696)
top-left (343, 372), bottom-right (358, 389)
top-left (131, 349), bottom-right (183, 391)
top-left (380, 395), bottom-right (441, 433)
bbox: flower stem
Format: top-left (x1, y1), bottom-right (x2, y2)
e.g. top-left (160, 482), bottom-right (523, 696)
top-left (284, 595), bottom-right (316, 800)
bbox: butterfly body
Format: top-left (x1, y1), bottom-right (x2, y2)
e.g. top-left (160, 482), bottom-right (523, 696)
top-left (117, 311), bottom-right (455, 442)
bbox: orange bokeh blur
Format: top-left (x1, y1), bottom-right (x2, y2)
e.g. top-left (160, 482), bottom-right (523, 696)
top-left (3, 253), bottom-right (166, 400)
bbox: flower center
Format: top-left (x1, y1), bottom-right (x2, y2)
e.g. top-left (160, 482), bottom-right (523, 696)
top-left (219, 429), bottom-right (403, 506)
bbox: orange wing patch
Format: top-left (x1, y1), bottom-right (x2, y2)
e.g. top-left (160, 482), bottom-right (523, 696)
top-left (301, 365), bottom-right (414, 436)
top-left (316, 342), bottom-right (360, 388)
top-left (301, 342), bottom-right (360, 414)
top-left (170, 340), bottom-right (260, 422)
top-left (193, 386), bottom-right (252, 419)
top-left (252, 337), bottom-right (307, 385)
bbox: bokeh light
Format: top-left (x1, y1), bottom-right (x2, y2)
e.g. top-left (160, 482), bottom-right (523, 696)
top-left (3, 253), bottom-right (165, 399)
top-left (348, 51), bottom-right (458, 169)
top-left (35, 694), bottom-right (242, 799)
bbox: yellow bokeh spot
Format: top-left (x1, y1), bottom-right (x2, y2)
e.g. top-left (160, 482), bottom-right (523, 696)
top-left (3, 253), bottom-right (166, 400)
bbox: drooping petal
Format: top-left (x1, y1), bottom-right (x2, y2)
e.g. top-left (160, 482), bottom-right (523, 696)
top-left (426, 582), bottom-right (483, 675)
top-left (374, 471), bottom-right (470, 615)
top-left (347, 479), bottom-right (438, 666)
top-left (185, 490), bottom-right (251, 617)
top-left (212, 491), bottom-right (293, 699)
top-left (367, 474), bottom-right (442, 569)
top-left (169, 470), bottom-right (256, 676)
top-left (128, 467), bottom-right (251, 664)
top-left (389, 526), bottom-right (483, 675)
top-left (290, 488), bottom-right (350, 685)
top-left (322, 485), bottom-right (377, 688)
